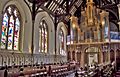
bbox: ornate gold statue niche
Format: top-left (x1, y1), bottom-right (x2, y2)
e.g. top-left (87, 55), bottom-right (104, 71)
top-left (86, 0), bottom-right (94, 26)
top-left (79, 0), bottom-right (103, 42)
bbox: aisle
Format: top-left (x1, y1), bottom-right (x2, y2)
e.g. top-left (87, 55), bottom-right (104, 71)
top-left (66, 72), bottom-right (75, 77)
top-left (115, 70), bottom-right (120, 77)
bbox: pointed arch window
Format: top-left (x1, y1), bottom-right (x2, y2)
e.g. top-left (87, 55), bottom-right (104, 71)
top-left (59, 28), bottom-right (65, 55)
top-left (103, 17), bottom-right (108, 40)
top-left (39, 20), bottom-right (48, 53)
top-left (1, 5), bottom-right (21, 50)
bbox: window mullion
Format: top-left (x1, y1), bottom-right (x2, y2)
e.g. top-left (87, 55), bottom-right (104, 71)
top-left (42, 27), bottom-right (43, 52)
top-left (39, 27), bottom-right (42, 52)
top-left (12, 17), bottom-right (16, 50)
top-left (44, 27), bottom-right (45, 53)
top-left (18, 19), bottom-right (21, 51)
top-left (62, 31), bottom-right (64, 51)
top-left (40, 28), bottom-right (42, 52)
top-left (46, 28), bottom-right (48, 53)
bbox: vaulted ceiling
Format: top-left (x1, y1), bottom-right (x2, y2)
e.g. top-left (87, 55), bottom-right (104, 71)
top-left (25, 0), bottom-right (120, 33)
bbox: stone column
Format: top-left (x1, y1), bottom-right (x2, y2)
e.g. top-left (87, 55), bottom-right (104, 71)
top-left (70, 16), bottom-right (79, 43)
top-left (70, 50), bottom-right (73, 61)
top-left (75, 51), bottom-right (77, 62)
top-left (0, 7), bottom-right (2, 41)
top-left (114, 45), bottom-right (117, 71)
top-left (117, 4), bottom-right (120, 30)
top-left (80, 51), bottom-right (85, 68)
top-left (108, 44), bottom-right (111, 63)
top-left (100, 48), bottom-right (103, 64)
top-left (107, 11), bottom-right (111, 63)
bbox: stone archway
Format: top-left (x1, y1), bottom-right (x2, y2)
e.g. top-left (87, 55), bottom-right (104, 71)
top-left (56, 22), bottom-right (68, 62)
top-left (72, 51), bottom-right (75, 61)
top-left (2, 0), bottom-right (32, 53)
top-left (116, 49), bottom-right (120, 68)
top-left (85, 47), bottom-right (100, 66)
top-left (56, 22), bottom-right (67, 55)
top-left (77, 52), bottom-right (81, 64)
top-left (67, 51), bottom-right (71, 61)
top-left (34, 11), bottom-right (55, 54)
top-left (0, 54), bottom-right (3, 66)
top-left (110, 49), bottom-right (114, 62)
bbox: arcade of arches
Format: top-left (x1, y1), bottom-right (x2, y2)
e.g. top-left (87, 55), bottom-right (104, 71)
top-left (0, 0), bottom-right (120, 77)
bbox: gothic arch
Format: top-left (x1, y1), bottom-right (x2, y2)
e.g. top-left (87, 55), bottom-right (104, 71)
top-left (110, 49), bottom-right (115, 62)
top-left (56, 22), bottom-right (68, 56)
top-left (116, 49), bottom-right (120, 60)
top-left (84, 46), bottom-right (100, 52)
top-left (34, 11), bottom-right (55, 54)
top-left (83, 46), bottom-right (101, 53)
top-left (1, 0), bottom-right (33, 53)
top-left (105, 9), bottom-right (118, 20)
top-left (110, 21), bottom-right (119, 31)
top-left (84, 46), bottom-right (101, 65)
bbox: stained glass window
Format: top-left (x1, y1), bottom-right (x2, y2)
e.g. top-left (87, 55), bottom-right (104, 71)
top-left (14, 18), bottom-right (20, 50)
top-left (1, 13), bottom-right (8, 49)
top-left (7, 16), bottom-right (14, 49)
top-left (1, 5), bottom-right (21, 50)
top-left (103, 17), bottom-right (108, 39)
top-left (59, 28), bottom-right (65, 55)
top-left (39, 20), bottom-right (48, 53)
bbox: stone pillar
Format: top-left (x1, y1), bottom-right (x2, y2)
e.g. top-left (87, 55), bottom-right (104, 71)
top-left (75, 51), bottom-right (77, 62)
top-left (70, 50), bottom-right (73, 61)
top-left (114, 45), bottom-right (117, 71)
top-left (0, 7), bottom-right (2, 41)
top-left (80, 51), bottom-right (85, 68)
top-left (100, 48), bottom-right (103, 64)
top-left (70, 16), bottom-right (79, 43)
top-left (117, 4), bottom-right (120, 30)
top-left (108, 44), bottom-right (111, 63)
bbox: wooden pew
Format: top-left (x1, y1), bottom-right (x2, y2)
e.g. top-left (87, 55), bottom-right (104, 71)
top-left (0, 70), bottom-right (5, 77)
top-left (7, 63), bottom-right (76, 77)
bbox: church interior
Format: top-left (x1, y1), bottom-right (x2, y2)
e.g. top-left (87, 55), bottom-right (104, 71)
top-left (0, 0), bottom-right (120, 77)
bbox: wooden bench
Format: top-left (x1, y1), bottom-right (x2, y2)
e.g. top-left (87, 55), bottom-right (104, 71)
top-left (0, 70), bottom-right (5, 77)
